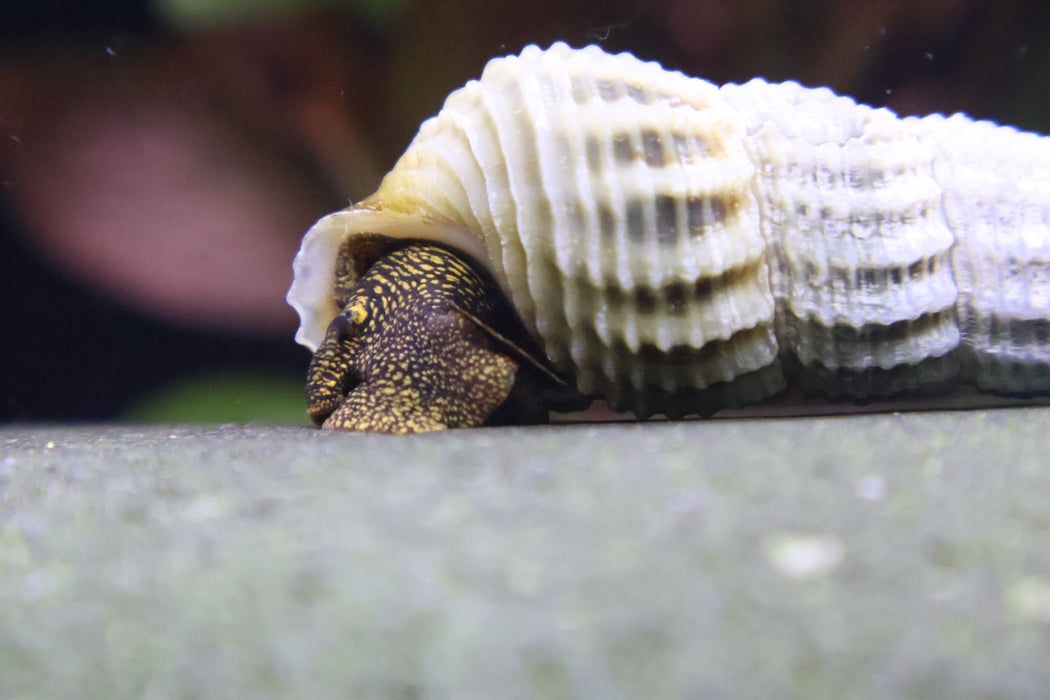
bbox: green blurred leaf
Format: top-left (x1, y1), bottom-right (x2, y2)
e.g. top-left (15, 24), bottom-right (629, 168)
top-left (124, 372), bottom-right (311, 426)
top-left (155, 0), bottom-right (409, 30)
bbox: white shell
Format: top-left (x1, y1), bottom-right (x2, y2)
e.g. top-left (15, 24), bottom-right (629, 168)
top-left (288, 42), bottom-right (1050, 416)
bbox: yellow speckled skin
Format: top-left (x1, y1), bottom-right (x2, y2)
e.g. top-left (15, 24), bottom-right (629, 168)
top-left (306, 244), bottom-right (549, 433)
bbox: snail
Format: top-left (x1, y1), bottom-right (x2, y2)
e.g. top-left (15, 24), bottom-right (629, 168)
top-left (287, 42), bottom-right (1050, 433)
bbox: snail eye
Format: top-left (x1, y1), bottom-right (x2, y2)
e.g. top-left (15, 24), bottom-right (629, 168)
top-left (346, 302), bottom-right (368, 327)
top-left (333, 301), bottom-right (369, 341)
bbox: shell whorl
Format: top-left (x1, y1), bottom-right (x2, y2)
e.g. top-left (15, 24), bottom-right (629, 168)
top-left (288, 42), bottom-right (1050, 417)
top-left (290, 42), bottom-right (777, 413)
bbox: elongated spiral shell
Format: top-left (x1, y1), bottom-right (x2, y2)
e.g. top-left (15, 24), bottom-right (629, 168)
top-left (288, 42), bottom-right (1050, 418)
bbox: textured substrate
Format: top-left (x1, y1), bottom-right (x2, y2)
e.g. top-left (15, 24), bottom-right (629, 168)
top-left (2, 410), bottom-right (1049, 698)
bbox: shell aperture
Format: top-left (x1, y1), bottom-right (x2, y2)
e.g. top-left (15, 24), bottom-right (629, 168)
top-left (305, 241), bottom-right (552, 433)
top-left (288, 42), bottom-right (1050, 432)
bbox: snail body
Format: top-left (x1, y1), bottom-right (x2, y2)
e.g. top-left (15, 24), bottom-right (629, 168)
top-left (288, 42), bottom-right (1050, 432)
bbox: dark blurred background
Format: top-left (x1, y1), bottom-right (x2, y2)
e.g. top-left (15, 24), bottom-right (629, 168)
top-left (3, 0), bottom-right (1050, 425)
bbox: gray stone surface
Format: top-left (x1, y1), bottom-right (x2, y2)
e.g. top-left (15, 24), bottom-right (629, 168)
top-left (2, 410), bottom-right (1049, 698)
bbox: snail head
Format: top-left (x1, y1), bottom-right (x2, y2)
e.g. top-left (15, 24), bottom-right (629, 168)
top-left (305, 237), bottom-right (558, 433)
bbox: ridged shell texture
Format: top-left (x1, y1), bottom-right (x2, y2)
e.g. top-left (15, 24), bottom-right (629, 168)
top-left (288, 43), bottom-right (1050, 416)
